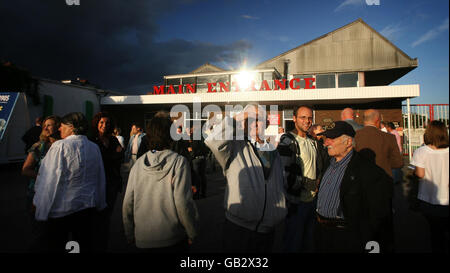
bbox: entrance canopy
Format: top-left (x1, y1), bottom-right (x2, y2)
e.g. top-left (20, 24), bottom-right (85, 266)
top-left (101, 84), bottom-right (420, 107)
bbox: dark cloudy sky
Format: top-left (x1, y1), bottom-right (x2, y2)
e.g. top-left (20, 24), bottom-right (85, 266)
top-left (0, 0), bottom-right (252, 94)
top-left (1, 0), bottom-right (448, 104)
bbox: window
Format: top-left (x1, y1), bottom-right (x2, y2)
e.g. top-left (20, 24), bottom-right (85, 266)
top-left (196, 75), bottom-right (231, 93)
top-left (316, 74), bottom-right (335, 89)
top-left (167, 78), bottom-right (181, 85)
top-left (182, 77), bottom-right (196, 93)
top-left (338, 73), bottom-right (358, 88)
top-left (166, 78), bottom-right (181, 93)
top-left (197, 76), bottom-right (215, 93)
top-left (196, 76), bottom-right (208, 93)
top-left (292, 75), bottom-right (313, 89)
top-left (211, 75), bottom-right (230, 83)
top-left (283, 110), bottom-right (294, 119)
top-left (182, 77), bottom-right (196, 85)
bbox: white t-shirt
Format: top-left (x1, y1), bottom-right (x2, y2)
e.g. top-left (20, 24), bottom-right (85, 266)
top-left (293, 133), bottom-right (317, 181)
top-left (410, 145), bottom-right (449, 205)
top-left (132, 134), bottom-right (140, 154)
top-left (116, 135), bottom-right (125, 148)
top-left (293, 133), bottom-right (317, 202)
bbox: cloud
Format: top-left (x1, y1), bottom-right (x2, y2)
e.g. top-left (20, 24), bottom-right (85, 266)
top-left (241, 15), bottom-right (260, 20)
top-left (438, 18), bottom-right (449, 31)
top-left (412, 18), bottom-right (449, 47)
top-left (278, 36), bottom-right (290, 43)
top-left (380, 24), bottom-right (403, 41)
top-left (334, 0), bottom-right (364, 12)
top-left (0, 0), bottom-right (252, 94)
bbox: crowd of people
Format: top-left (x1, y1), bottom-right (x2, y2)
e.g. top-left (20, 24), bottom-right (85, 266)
top-left (19, 105), bottom-right (448, 253)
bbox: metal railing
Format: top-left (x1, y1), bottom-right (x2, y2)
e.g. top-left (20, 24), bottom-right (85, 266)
top-left (402, 104), bottom-right (449, 156)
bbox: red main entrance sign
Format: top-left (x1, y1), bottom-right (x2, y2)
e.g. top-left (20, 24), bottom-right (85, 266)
top-left (151, 77), bottom-right (316, 95)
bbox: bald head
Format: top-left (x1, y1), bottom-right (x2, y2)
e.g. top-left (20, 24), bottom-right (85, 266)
top-left (341, 108), bottom-right (355, 121)
top-left (364, 109), bottom-right (381, 128)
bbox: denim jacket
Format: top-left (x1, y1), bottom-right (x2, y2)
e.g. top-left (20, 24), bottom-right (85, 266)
top-left (125, 133), bottom-right (146, 163)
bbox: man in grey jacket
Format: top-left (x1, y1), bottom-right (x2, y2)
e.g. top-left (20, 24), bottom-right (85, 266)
top-left (205, 104), bottom-right (287, 253)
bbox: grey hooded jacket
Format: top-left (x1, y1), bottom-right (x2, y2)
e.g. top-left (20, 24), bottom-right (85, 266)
top-left (123, 149), bottom-right (199, 248)
top-left (205, 117), bottom-right (287, 233)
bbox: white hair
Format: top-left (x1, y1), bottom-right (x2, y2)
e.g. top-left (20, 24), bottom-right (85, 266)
top-left (341, 134), bottom-right (356, 148)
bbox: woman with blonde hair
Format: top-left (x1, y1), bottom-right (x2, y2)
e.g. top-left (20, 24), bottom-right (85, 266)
top-left (410, 120), bottom-right (449, 253)
top-left (22, 115), bottom-right (61, 251)
top-left (22, 115), bottom-right (61, 212)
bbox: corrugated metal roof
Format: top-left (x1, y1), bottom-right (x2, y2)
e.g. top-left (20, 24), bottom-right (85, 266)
top-left (256, 19), bottom-right (418, 76)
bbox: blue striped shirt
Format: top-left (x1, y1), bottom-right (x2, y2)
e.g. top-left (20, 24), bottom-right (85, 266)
top-left (316, 149), bottom-right (353, 219)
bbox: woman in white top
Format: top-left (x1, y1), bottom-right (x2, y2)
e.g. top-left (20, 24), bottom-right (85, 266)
top-left (113, 126), bottom-right (125, 148)
top-left (33, 112), bottom-right (107, 252)
top-left (410, 120), bottom-right (449, 253)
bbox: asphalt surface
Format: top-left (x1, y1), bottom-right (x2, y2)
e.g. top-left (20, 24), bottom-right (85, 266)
top-left (0, 158), bottom-right (432, 253)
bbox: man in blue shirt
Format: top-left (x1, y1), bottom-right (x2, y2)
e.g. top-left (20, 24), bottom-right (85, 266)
top-left (125, 122), bottom-right (147, 170)
top-left (340, 107), bottom-right (363, 131)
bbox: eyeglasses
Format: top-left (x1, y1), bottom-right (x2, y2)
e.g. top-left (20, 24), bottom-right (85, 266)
top-left (297, 116), bottom-right (313, 121)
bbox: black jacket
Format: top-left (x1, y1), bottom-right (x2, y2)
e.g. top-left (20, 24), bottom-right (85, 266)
top-left (316, 138), bottom-right (330, 183)
top-left (137, 136), bottom-right (149, 159)
top-left (277, 133), bottom-right (330, 195)
top-left (189, 139), bottom-right (209, 159)
top-left (338, 150), bottom-right (393, 252)
top-left (91, 135), bottom-right (124, 206)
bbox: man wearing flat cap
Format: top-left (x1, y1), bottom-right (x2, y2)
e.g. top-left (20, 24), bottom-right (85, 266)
top-left (314, 121), bottom-right (393, 253)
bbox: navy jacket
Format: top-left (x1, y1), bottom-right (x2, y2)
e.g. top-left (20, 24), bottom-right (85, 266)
top-left (337, 150), bottom-right (393, 252)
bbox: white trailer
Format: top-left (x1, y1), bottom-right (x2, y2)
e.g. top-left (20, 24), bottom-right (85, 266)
top-left (0, 78), bottom-right (117, 164)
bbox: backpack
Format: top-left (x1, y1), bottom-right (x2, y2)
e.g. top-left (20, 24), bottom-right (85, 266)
top-left (277, 133), bottom-right (304, 196)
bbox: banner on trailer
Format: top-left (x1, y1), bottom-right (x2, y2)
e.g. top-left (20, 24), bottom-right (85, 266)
top-left (0, 92), bottom-right (19, 141)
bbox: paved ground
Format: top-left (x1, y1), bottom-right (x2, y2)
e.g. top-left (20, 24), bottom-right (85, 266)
top-left (0, 158), bottom-right (432, 253)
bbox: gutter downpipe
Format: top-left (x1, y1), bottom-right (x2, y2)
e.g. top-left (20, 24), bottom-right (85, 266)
top-left (407, 98), bottom-right (412, 161)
